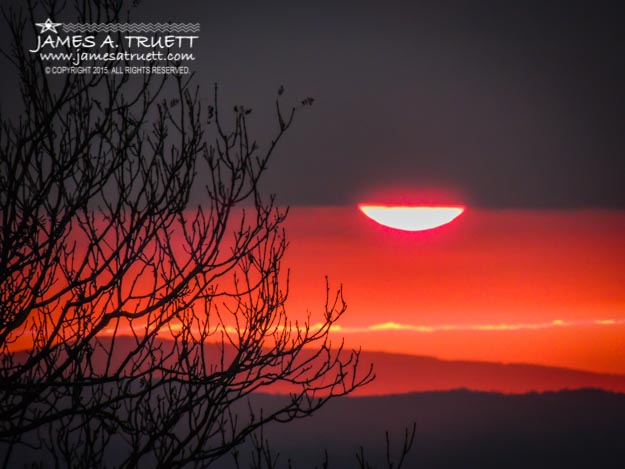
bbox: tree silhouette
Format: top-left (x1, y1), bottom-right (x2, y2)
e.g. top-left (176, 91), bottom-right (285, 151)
top-left (236, 421), bottom-right (416, 469)
top-left (0, 1), bottom-right (372, 466)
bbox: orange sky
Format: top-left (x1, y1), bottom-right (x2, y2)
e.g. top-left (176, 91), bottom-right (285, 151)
top-left (283, 207), bottom-right (625, 374)
top-left (11, 207), bottom-right (624, 377)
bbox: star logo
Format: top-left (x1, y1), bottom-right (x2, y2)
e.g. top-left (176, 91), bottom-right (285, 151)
top-left (35, 18), bottom-right (62, 34)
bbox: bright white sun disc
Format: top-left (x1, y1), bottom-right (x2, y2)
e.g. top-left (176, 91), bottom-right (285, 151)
top-left (359, 205), bottom-right (464, 231)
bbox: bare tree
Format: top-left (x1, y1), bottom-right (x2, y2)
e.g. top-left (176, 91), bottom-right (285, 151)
top-left (0, 1), bottom-right (372, 467)
top-left (356, 424), bottom-right (417, 469)
top-left (235, 421), bottom-right (416, 469)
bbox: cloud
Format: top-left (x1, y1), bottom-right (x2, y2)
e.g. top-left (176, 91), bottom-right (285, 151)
top-left (335, 318), bottom-right (625, 334)
top-left (98, 317), bottom-right (625, 339)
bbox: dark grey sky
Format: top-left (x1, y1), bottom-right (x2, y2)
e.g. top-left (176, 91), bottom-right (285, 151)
top-left (188, 0), bottom-right (625, 208)
top-left (4, 0), bottom-right (625, 208)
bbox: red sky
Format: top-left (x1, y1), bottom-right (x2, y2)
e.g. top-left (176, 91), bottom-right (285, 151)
top-left (283, 207), bottom-right (625, 374)
top-left (14, 206), bottom-right (624, 380)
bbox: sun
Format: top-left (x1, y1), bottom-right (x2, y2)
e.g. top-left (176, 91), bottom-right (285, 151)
top-left (358, 205), bottom-right (464, 231)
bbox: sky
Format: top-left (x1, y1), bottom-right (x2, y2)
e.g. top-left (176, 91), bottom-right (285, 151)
top-left (2, 0), bottom-right (624, 207)
top-left (283, 208), bottom-right (625, 374)
top-left (153, 0), bottom-right (625, 374)
top-left (2, 0), bottom-right (624, 387)
top-left (167, 0), bottom-right (625, 208)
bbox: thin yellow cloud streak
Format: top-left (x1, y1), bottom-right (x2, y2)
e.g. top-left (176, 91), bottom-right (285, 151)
top-left (97, 317), bottom-right (625, 339)
top-left (342, 318), bottom-right (625, 334)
